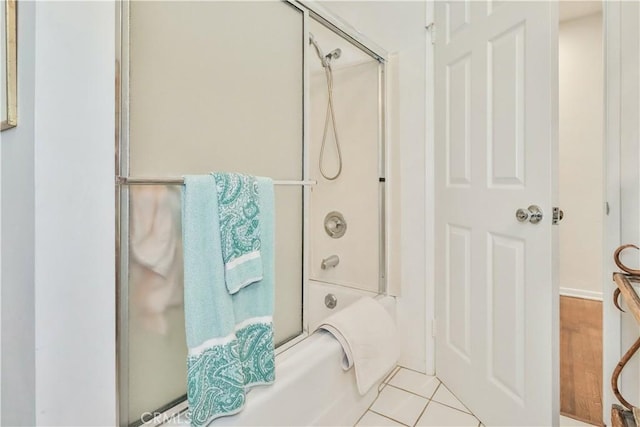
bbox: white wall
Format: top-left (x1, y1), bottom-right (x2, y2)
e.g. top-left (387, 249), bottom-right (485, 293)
top-left (33, 2), bottom-right (116, 425)
top-left (319, 1), bottom-right (428, 372)
top-left (558, 13), bottom-right (604, 300)
top-left (1, 3), bottom-right (116, 424)
top-left (0, 1), bottom-right (36, 424)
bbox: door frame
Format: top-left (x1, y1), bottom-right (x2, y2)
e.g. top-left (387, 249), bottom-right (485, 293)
top-left (424, 0), bottom-right (436, 377)
top-left (425, 1), bottom-right (621, 425)
top-left (603, 2), bottom-right (623, 425)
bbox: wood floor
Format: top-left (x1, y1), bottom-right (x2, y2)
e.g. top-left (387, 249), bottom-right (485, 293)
top-left (560, 296), bottom-right (603, 426)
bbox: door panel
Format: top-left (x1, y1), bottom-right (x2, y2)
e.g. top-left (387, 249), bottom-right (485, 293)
top-left (487, 233), bottom-right (525, 402)
top-left (446, 224), bottom-right (471, 360)
top-left (446, 1), bottom-right (470, 43)
top-left (446, 55), bottom-right (471, 187)
top-left (487, 24), bottom-right (525, 187)
top-left (435, 1), bottom-right (558, 425)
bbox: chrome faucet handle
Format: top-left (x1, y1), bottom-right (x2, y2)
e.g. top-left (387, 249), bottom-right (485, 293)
top-left (324, 211), bottom-right (347, 238)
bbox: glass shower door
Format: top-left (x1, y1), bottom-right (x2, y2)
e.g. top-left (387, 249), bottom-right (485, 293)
top-left (119, 2), bottom-right (305, 424)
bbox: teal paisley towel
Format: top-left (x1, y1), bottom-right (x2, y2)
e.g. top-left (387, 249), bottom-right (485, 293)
top-left (182, 175), bottom-right (275, 427)
top-left (186, 321), bottom-right (275, 426)
top-left (212, 172), bottom-right (263, 295)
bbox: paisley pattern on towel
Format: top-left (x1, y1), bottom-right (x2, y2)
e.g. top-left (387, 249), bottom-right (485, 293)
top-left (236, 321), bottom-right (276, 386)
top-left (187, 322), bottom-right (275, 427)
top-left (212, 173), bottom-right (261, 264)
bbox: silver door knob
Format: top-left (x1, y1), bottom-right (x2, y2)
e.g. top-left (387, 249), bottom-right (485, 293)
top-left (516, 205), bottom-right (543, 224)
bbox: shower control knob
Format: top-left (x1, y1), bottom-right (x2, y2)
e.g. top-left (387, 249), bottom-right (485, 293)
top-left (328, 218), bottom-right (344, 231)
top-left (324, 212), bottom-right (347, 238)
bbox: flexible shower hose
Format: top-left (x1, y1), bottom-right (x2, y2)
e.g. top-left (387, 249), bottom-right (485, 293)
top-left (318, 64), bottom-right (343, 181)
top-left (305, 34), bottom-right (342, 182)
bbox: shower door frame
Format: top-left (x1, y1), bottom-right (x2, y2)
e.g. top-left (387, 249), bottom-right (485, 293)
top-left (114, 1), bottom-right (389, 426)
top-left (299, 0), bottom-right (390, 296)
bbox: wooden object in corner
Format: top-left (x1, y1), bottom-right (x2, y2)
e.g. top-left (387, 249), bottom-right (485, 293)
top-left (611, 247), bottom-right (640, 423)
top-left (611, 273), bottom-right (640, 411)
top-left (612, 273), bottom-right (640, 324)
top-left (612, 404), bottom-right (637, 427)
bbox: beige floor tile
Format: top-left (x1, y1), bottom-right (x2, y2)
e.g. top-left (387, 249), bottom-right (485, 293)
top-left (370, 384), bottom-right (429, 426)
top-left (388, 368), bottom-right (440, 399)
top-left (431, 384), bottom-right (472, 414)
top-left (416, 401), bottom-right (480, 427)
top-left (356, 411), bottom-right (406, 427)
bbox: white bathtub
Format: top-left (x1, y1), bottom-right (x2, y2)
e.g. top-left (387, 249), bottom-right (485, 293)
top-left (170, 283), bottom-right (396, 426)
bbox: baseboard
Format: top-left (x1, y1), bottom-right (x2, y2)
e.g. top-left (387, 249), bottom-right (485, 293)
top-left (559, 287), bottom-right (603, 301)
top-left (560, 411), bottom-right (604, 427)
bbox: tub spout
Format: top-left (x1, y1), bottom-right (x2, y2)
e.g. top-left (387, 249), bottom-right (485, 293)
top-left (321, 255), bottom-right (340, 270)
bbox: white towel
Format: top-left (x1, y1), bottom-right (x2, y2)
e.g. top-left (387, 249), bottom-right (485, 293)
top-left (129, 186), bottom-right (183, 334)
top-left (317, 297), bottom-right (400, 395)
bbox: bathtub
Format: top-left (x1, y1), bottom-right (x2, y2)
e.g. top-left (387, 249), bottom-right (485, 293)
top-left (168, 283), bottom-right (396, 426)
top-left (306, 280), bottom-right (392, 331)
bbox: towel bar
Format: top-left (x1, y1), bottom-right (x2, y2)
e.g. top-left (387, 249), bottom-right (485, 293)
top-left (116, 176), bottom-right (316, 186)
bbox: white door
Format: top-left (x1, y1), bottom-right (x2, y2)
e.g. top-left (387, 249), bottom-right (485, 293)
top-left (434, 1), bottom-right (558, 425)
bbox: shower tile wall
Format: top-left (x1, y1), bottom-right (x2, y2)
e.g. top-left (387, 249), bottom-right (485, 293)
top-left (309, 22), bottom-right (381, 294)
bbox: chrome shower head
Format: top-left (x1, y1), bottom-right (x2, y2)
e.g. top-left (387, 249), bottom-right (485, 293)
top-left (309, 33), bottom-right (341, 68)
top-left (325, 48), bottom-right (342, 63)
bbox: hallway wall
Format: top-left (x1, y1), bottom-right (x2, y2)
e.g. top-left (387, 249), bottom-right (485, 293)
top-left (558, 13), bottom-right (604, 300)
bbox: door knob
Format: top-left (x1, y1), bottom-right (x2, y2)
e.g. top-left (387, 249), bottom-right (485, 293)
top-left (516, 205), bottom-right (543, 224)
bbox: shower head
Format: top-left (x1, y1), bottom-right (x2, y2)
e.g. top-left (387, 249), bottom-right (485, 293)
top-left (309, 33), bottom-right (341, 69)
top-left (325, 48), bottom-right (342, 63)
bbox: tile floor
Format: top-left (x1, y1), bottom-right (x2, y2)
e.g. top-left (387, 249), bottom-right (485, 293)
top-left (354, 367), bottom-right (596, 427)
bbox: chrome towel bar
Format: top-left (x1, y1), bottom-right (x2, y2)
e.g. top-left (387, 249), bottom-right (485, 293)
top-left (116, 176), bottom-right (316, 186)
